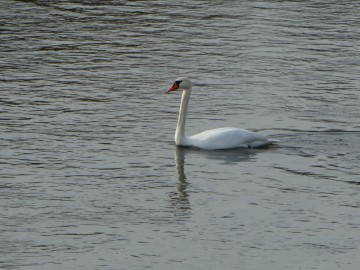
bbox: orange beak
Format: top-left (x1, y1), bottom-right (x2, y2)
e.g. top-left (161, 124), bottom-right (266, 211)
top-left (166, 83), bottom-right (179, 94)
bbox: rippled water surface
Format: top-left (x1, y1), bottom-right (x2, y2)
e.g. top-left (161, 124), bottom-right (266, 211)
top-left (1, 0), bottom-right (360, 269)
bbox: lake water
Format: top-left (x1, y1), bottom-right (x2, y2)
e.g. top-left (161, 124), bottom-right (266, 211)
top-left (1, 0), bottom-right (359, 269)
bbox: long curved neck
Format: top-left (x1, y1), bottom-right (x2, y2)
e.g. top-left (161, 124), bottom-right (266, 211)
top-left (175, 89), bottom-right (191, 145)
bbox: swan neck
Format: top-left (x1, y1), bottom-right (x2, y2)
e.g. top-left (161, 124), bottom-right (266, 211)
top-left (175, 89), bottom-right (191, 145)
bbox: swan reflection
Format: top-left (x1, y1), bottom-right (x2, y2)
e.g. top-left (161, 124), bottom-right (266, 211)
top-left (168, 146), bottom-right (190, 220)
top-left (174, 146), bottom-right (188, 196)
top-left (169, 146), bottom-right (257, 220)
top-left (176, 146), bottom-right (255, 165)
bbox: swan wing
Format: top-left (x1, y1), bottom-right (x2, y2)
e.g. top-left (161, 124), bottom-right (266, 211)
top-left (188, 127), bottom-right (271, 150)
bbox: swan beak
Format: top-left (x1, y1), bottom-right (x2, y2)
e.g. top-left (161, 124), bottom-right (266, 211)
top-left (166, 83), bottom-right (179, 93)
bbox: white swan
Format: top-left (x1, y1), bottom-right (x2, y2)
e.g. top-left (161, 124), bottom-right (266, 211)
top-left (166, 77), bottom-right (274, 150)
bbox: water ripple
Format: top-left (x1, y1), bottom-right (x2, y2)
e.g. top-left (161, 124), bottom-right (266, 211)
top-left (1, 0), bottom-right (359, 269)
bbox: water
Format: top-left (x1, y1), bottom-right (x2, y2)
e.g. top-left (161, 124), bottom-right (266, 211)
top-left (1, 0), bottom-right (359, 269)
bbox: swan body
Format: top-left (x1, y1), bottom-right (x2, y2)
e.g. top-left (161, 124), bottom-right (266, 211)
top-left (166, 77), bottom-right (274, 150)
top-left (186, 127), bottom-right (272, 150)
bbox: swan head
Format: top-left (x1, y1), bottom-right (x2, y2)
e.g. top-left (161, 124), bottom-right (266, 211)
top-left (166, 77), bottom-right (192, 93)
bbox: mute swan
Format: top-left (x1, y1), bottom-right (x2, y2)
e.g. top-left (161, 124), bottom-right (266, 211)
top-left (166, 77), bottom-right (274, 150)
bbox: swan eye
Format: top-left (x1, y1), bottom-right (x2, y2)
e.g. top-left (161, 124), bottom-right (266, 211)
top-left (175, 80), bottom-right (182, 86)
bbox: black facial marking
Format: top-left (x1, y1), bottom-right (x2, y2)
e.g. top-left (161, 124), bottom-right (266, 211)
top-left (175, 80), bottom-right (182, 86)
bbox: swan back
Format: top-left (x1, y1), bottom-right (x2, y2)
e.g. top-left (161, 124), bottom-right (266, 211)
top-left (188, 127), bottom-right (272, 150)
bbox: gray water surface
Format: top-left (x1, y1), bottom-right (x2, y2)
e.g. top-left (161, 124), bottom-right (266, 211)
top-left (1, 1), bottom-right (360, 269)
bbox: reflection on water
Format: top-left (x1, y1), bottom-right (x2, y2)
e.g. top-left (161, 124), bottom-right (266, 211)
top-left (174, 147), bottom-right (188, 196)
top-left (177, 146), bottom-right (255, 164)
top-left (168, 147), bottom-right (190, 220)
top-left (169, 146), bottom-right (265, 219)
